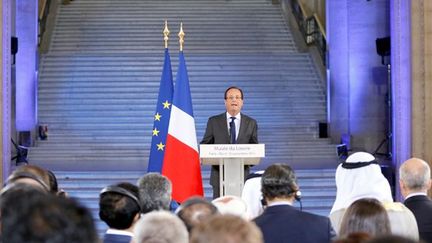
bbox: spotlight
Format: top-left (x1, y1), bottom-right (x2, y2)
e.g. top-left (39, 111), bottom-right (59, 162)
top-left (376, 37), bottom-right (390, 65)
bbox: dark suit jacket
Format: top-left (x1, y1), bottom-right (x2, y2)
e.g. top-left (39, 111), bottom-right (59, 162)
top-left (254, 205), bottom-right (335, 243)
top-left (404, 195), bottom-right (432, 243)
top-left (201, 112), bottom-right (258, 197)
top-left (102, 233), bottom-right (132, 243)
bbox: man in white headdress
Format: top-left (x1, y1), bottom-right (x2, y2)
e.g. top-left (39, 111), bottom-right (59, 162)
top-left (241, 171), bottom-right (265, 219)
top-left (330, 152), bottom-right (419, 240)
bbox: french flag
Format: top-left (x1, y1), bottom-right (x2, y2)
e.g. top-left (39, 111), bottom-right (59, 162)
top-left (162, 51), bottom-right (203, 203)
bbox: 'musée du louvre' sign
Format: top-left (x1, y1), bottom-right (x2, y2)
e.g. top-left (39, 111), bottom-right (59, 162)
top-left (199, 144), bottom-right (265, 158)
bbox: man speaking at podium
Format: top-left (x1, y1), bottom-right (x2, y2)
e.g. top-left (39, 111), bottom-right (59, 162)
top-left (201, 86), bottom-right (258, 198)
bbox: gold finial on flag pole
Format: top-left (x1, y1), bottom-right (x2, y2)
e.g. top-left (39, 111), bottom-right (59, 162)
top-left (178, 22), bottom-right (185, 51)
top-left (163, 20), bottom-right (170, 48)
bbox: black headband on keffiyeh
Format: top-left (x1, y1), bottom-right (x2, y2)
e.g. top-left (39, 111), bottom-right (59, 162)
top-left (341, 160), bottom-right (379, 169)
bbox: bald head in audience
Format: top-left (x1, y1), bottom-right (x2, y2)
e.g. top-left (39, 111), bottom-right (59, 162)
top-left (133, 211), bottom-right (188, 243)
top-left (399, 158), bottom-right (431, 197)
top-left (190, 214), bottom-right (263, 243)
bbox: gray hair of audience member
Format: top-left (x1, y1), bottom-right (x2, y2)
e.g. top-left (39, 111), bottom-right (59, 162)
top-left (1, 183), bottom-right (98, 243)
top-left (399, 158), bottom-right (431, 191)
top-left (133, 211), bottom-right (188, 243)
top-left (137, 173), bottom-right (172, 213)
top-left (340, 198), bottom-right (391, 238)
top-left (190, 214), bottom-right (263, 243)
top-left (176, 196), bottom-right (218, 232)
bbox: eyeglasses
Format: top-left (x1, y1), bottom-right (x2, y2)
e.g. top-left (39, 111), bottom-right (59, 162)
top-left (226, 96), bottom-right (242, 100)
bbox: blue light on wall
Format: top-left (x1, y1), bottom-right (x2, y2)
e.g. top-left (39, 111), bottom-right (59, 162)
top-left (390, 0), bottom-right (411, 201)
top-left (15, 0), bottom-right (38, 131)
top-left (328, 0), bottom-right (390, 152)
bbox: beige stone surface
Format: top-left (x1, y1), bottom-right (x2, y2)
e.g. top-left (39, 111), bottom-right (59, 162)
top-left (411, 0), bottom-right (432, 196)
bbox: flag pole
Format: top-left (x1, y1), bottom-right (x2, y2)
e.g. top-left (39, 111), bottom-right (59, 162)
top-left (178, 22), bottom-right (184, 51)
top-left (164, 20), bottom-right (170, 49)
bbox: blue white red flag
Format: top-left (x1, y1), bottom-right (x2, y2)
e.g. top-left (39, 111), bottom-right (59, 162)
top-left (162, 51), bottom-right (203, 202)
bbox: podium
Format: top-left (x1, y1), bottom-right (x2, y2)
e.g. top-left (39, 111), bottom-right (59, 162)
top-left (200, 144), bottom-right (265, 197)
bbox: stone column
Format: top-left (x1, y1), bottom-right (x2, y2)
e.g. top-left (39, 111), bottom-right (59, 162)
top-left (411, 0), bottom-right (432, 195)
top-left (327, 0), bottom-right (390, 152)
top-left (1, 0), bottom-right (13, 183)
top-left (327, 0), bottom-right (349, 145)
top-left (15, 0), bottom-right (38, 132)
top-left (390, 0), bottom-right (411, 201)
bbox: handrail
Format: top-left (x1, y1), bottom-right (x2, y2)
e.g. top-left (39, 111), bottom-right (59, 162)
top-left (38, 0), bottom-right (47, 20)
top-left (305, 15), bottom-right (326, 65)
top-left (297, 1), bottom-right (309, 19)
top-left (312, 13), bottom-right (326, 40)
top-left (38, 0), bottom-right (51, 46)
top-left (290, 0), bottom-right (327, 65)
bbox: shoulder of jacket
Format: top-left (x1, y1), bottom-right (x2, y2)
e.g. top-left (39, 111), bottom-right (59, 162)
top-left (210, 113), bottom-right (226, 119)
top-left (241, 113), bottom-right (257, 123)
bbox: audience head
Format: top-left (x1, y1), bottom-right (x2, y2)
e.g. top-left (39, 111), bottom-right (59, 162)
top-left (133, 211), bottom-right (188, 243)
top-left (212, 195), bottom-right (248, 219)
top-left (137, 173), bottom-right (172, 213)
top-left (176, 196), bottom-right (218, 232)
top-left (190, 214), bottom-right (263, 243)
top-left (99, 182), bottom-right (141, 230)
top-left (1, 183), bottom-right (97, 243)
top-left (261, 163), bottom-right (299, 203)
top-left (339, 198), bottom-right (391, 238)
top-left (6, 165), bottom-right (50, 192)
top-left (331, 152), bottom-right (393, 213)
top-left (399, 157), bottom-right (431, 197)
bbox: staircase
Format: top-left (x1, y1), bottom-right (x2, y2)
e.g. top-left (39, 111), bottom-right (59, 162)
top-left (29, 0), bottom-right (337, 235)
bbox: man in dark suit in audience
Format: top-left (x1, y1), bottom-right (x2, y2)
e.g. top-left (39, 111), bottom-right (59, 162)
top-left (400, 158), bottom-right (432, 243)
top-left (99, 182), bottom-right (141, 243)
top-left (254, 163), bottom-right (335, 243)
top-left (201, 86), bottom-right (258, 198)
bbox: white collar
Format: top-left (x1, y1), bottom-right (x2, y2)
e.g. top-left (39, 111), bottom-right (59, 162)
top-left (405, 192), bottom-right (428, 200)
top-left (106, 229), bottom-right (134, 237)
top-left (226, 112), bottom-right (241, 120)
